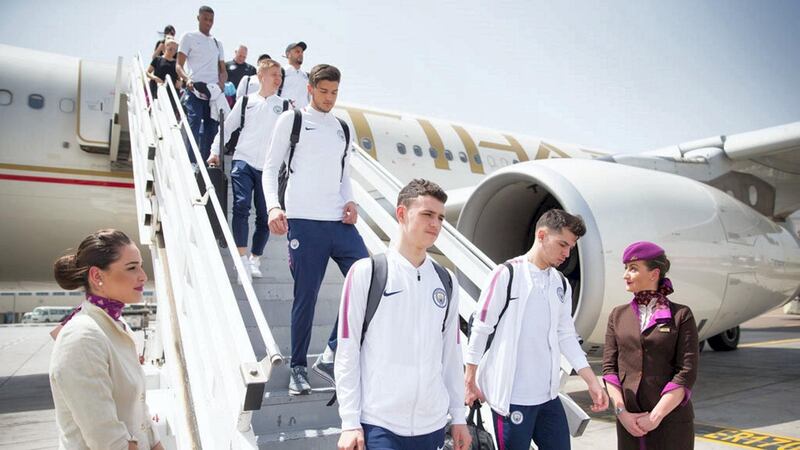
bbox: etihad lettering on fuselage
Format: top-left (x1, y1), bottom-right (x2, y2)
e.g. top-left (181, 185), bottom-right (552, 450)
top-left (337, 105), bottom-right (569, 174)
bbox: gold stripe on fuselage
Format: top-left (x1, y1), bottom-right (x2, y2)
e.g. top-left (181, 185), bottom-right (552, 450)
top-left (0, 163), bottom-right (133, 179)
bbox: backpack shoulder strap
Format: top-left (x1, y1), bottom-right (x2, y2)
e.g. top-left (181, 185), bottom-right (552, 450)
top-left (497, 261), bottom-right (515, 322)
top-left (361, 253), bottom-right (388, 345)
top-left (278, 67), bottom-right (286, 96)
top-left (431, 260), bottom-right (453, 333)
top-left (336, 118), bottom-right (351, 182)
top-left (287, 109), bottom-right (302, 173)
top-left (239, 94), bottom-right (248, 127)
top-left (557, 270), bottom-right (567, 291)
top-left (282, 99), bottom-right (289, 111)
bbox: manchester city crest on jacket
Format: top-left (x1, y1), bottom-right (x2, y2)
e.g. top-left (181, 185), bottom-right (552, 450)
top-left (432, 288), bottom-right (447, 308)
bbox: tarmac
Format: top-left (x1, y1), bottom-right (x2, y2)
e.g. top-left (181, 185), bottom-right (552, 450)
top-left (1, 309), bottom-right (798, 449)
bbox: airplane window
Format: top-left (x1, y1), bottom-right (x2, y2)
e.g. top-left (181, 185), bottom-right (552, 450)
top-left (429, 147), bottom-right (438, 159)
top-left (396, 143), bottom-right (407, 155)
top-left (0, 89), bottom-right (11, 106)
top-left (458, 151), bottom-right (468, 163)
top-left (487, 156), bottom-right (496, 167)
top-left (444, 149), bottom-right (453, 161)
top-left (512, 159), bottom-right (519, 164)
top-left (473, 153), bottom-right (483, 165)
top-left (413, 145), bottom-right (423, 157)
top-left (500, 157), bottom-right (508, 166)
top-left (360, 137), bottom-right (373, 150)
top-left (59, 98), bottom-right (75, 113)
top-left (28, 94), bottom-right (44, 110)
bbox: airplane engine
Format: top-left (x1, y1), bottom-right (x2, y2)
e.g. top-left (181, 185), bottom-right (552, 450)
top-left (456, 159), bottom-right (800, 352)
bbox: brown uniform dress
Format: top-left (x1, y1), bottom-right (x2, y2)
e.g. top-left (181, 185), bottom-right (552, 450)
top-left (603, 301), bottom-right (699, 450)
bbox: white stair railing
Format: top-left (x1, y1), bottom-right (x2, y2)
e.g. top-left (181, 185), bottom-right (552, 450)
top-left (127, 54), bottom-right (283, 449)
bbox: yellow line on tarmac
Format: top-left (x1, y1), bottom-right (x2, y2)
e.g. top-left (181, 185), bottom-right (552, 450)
top-left (739, 337), bottom-right (800, 348)
top-left (696, 425), bottom-right (800, 448)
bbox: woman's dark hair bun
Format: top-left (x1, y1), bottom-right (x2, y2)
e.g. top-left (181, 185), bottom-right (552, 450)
top-left (52, 230), bottom-right (132, 291)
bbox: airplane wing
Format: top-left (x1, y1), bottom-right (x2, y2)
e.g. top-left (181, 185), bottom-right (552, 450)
top-left (600, 122), bottom-right (800, 220)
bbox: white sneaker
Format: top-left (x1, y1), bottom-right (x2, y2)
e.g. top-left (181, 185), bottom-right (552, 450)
top-left (237, 255), bottom-right (252, 285)
top-left (250, 255), bottom-right (263, 278)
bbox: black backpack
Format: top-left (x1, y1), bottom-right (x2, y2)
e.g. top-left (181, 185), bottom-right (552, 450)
top-left (277, 110), bottom-right (350, 210)
top-left (225, 78), bottom-right (289, 155)
top-left (462, 262), bottom-right (568, 353)
top-left (361, 253), bottom-right (454, 345)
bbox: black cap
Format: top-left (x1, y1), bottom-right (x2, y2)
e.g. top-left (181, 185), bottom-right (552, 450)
top-left (257, 53), bottom-right (271, 62)
top-left (285, 41), bottom-right (307, 55)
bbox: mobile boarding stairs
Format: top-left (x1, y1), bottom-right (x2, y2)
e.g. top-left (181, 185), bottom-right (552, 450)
top-left (124, 55), bottom-right (590, 449)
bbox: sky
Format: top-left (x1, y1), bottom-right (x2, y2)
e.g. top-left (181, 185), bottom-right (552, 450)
top-left (1, 0), bottom-right (799, 152)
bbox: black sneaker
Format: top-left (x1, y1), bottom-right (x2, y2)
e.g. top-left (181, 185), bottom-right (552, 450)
top-left (312, 352), bottom-right (335, 386)
top-left (288, 366), bottom-right (311, 395)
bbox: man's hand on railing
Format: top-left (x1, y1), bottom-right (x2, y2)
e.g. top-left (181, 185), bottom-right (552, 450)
top-left (268, 208), bottom-right (289, 235)
top-left (342, 201), bottom-right (359, 225)
top-left (207, 154), bottom-right (220, 167)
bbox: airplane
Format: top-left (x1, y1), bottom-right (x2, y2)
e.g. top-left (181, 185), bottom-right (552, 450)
top-left (1, 43), bottom-right (799, 353)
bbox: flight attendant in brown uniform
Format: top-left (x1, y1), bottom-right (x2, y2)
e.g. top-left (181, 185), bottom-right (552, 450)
top-left (602, 241), bottom-right (699, 450)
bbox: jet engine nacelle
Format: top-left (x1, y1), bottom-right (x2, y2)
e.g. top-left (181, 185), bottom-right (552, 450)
top-left (456, 159), bottom-right (800, 352)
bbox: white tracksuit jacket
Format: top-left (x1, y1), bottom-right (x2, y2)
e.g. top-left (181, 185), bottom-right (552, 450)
top-left (335, 249), bottom-right (467, 436)
top-left (464, 256), bottom-right (589, 416)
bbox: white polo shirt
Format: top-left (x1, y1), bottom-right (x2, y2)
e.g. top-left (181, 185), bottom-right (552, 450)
top-left (211, 93), bottom-right (290, 170)
top-left (281, 66), bottom-right (310, 109)
top-left (178, 31), bottom-right (224, 85)
top-left (262, 105), bottom-right (354, 221)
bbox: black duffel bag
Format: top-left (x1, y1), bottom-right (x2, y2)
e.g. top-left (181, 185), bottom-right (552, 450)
top-left (444, 401), bottom-right (496, 450)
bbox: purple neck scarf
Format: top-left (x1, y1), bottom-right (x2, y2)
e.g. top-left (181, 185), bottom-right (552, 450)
top-left (631, 278), bottom-right (674, 330)
top-left (60, 294), bottom-right (126, 325)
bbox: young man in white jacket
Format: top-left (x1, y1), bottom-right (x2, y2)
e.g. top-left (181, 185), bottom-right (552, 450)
top-left (464, 209), bottom-right (608, 450)
top-left (335, 179), bottom-right (471, 450)
top-left (209, 59), bottom-right (288, 282)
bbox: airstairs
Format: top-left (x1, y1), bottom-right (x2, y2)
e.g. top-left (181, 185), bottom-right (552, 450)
top-left (125, 55), bottom-right (589, 449)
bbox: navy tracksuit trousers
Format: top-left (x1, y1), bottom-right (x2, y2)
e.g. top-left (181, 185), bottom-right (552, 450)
top-left (287, 219), bottom-right (368, 368)
top-left (362, 423), bottom-right (446, 450)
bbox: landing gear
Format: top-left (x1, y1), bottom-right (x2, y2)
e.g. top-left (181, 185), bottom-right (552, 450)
top-left (708, 326), bottom-right (740, 351)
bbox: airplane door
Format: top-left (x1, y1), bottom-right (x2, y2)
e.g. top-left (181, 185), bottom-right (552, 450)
top-left (77, 59), bottom-right (117, 147)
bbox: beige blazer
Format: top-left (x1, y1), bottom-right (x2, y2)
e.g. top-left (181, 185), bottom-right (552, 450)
top-left (50, 301), bottom-right (159, 450)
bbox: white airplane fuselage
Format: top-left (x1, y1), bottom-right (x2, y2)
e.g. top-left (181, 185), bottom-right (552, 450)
top-left (1, 44), bottom-right (798, 348)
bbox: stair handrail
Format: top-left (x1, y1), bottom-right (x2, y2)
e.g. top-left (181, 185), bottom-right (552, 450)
top-left (128, 54), bottom-right (277, 449)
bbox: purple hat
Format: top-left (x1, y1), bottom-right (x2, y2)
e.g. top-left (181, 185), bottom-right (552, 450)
top-left (623, 241), bottom-right (665, 264)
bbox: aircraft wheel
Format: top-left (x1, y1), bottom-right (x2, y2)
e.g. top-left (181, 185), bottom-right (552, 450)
top-left (708, 326), bottom-right (740, 351)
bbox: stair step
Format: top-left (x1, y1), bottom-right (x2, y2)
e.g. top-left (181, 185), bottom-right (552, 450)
top-left (247, 324), bottom-right (336, 359)
top-left (256, 427), bottom-right (340, 449)
top-left (253, 389), bottom-right (341, 435)
top-left (264, 358), bottom-right (335, 391)
top-left (238, 295), bottom-right (340, 329)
